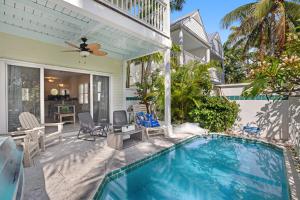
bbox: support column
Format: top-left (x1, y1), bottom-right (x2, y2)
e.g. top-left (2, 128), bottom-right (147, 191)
top-left (164, 48), bottom-right (173, 137)
top-left (40, 67), bottom-right (45, 124)
top-left (206, 48), bottom-right (211, 63)
top-left (0, 61), bottom-right (7, 133)
top-left (90, 74), bottom-right (93, 118)
top-left (179, 29), bottom-right (184, 65)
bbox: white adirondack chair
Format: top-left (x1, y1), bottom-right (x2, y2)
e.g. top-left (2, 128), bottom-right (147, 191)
top-left (19, 112), bottom-right (64, 151)
top-left (12, 128), bottom-right (41, 167)
top-left (132, 104), bottom-right (166, 138)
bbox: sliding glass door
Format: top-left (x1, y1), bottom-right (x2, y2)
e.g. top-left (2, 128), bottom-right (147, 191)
top-left (93, 75), bottom-right (109, 124)
top-left (7, 65), bottom-right (40, 131)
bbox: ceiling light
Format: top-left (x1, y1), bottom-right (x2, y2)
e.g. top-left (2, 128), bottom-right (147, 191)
top-left (80, 51), bottom-right (90, 57)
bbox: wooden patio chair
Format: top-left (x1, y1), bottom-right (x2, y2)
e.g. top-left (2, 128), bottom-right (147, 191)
top-left (12, 128), bottom-right (41, 167)
top-left (132, 104), bottom-right (166, 138)
top-left (19, 112), bottom-right (64, 151)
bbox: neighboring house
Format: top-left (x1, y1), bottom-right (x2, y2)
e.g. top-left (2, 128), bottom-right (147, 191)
top-left (170, 10), bottom-right (224, 84)
top-left (0, 0), bottom-right (173, 135)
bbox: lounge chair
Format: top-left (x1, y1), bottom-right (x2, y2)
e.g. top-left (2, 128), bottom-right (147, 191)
top-left (133, 104), bottom-right (166, 138)
top-left (19, 112), bottom-right (64, 151)
top-left (77, 112), bottom-right (107, 141)
top-left (113, 110), bottom-right (130, 132)
top-left (243, 123), bottom-right (261, 136)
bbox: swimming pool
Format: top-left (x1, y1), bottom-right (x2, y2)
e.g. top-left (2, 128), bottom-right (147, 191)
top-left (95, 135), bottom-right (290, 200)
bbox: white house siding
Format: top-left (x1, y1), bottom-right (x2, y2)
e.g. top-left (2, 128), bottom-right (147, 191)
top-left (184, 18), bottom-right (208, 44)
top-left (0, 32), bottom-right (124, 131)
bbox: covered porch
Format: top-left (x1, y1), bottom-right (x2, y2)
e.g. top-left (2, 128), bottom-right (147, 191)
top-left (0, 0), bottom-right (173, 136)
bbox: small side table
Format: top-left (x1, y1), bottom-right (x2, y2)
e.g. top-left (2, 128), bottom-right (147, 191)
top-left (107, 128), bottom-right (145, 150)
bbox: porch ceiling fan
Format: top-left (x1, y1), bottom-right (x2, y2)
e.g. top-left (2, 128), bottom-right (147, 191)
top-left (63, 37), bottom-right (107, 57)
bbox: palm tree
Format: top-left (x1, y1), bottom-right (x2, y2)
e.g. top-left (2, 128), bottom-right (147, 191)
top-left (221, 0), bottom-right (300, 59)
top-left (170, 0), bottom-right (186, 11)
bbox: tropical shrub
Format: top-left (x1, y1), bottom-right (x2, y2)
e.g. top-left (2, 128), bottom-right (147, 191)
top-left (243, 28), bottom-right (300, 96)
top-left (190, 96), bottom-right (239, 132)
top-left (166, 61), bottom-right (213, 123)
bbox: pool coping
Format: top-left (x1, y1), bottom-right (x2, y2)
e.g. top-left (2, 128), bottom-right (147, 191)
top-left (91, 133), bottom-right (299, 200)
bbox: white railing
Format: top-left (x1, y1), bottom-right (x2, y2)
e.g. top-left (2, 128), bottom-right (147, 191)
top-left (97, 0), bottom-right (167, 33)
top-left (209, 67), bottom-right (222, 83)
top-left (183, 50), bottom-right (206, 64)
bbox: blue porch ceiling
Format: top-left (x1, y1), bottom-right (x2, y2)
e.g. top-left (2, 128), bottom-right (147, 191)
top-left (0, 0), bottom-right (161, 60)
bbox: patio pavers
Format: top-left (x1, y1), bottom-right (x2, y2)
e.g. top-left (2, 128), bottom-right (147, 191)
top-left (23, 132), bottom-right (195, 200)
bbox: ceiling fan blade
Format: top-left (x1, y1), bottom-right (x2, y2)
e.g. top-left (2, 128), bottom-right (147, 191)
top-left (65, 41), bottom-right (80, 49)
top-left (92, 50), bottom-right (108, 56)
top-left (61, 50), bottom-right (81, 52)
top-left (87, 43), bottom-right (101, 51)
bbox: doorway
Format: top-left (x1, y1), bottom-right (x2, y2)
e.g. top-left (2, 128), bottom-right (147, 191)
top-left (44, 69), bottom-right (110, 134)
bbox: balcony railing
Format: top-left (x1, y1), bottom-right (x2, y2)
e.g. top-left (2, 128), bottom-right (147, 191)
top-left (96, 0), bottom-right (168, 33)
top-left (183, 50), bottom-right (206, 64)
top-left (209, 68), bottom-right (223, 83)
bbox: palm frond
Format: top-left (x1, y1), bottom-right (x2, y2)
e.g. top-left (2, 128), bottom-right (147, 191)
top-left (254, 0), bottom-right (274, 19)
top-left (221, 2), bottom-right (256, 29)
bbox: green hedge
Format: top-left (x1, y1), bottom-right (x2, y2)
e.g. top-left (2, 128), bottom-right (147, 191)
top-left (189, 96), bottom-right (239, 132)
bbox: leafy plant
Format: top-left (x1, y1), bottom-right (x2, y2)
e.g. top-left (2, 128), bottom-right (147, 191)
top-left (132, 52), bottom-right (163, 112)
top-left (190, 96), bottom-right (239, 132)
top-left (223, 43), bottom-right (252, 83)
top-left (243, 26), bottom-right (300, 96)
top-left (155, 61), bottom-right (214, 123)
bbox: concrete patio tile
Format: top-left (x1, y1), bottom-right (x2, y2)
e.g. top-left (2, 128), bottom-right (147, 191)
top-left (23, 132), bottom-right (194, 200)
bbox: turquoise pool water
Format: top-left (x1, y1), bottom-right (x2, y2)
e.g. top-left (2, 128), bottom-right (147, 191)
top-left (0, 137), bottom-right (24, 200)
top-left (97, 136), bottom-right (289, 200)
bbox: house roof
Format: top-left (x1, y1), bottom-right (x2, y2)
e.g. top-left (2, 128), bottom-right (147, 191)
top-left (208, 32), bottom-right (222, 44)
top-left (171, 10), bottom-right (202, 25)
top-left (171, 10), bottom-right (210, 47)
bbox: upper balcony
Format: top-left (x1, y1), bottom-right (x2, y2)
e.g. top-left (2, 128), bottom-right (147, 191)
top-left (0, 0), bottom-right (171, 60)
top-left (93, 0), bottom-right (169, 35)
top-left (61, 0), bottom-right (171, 54)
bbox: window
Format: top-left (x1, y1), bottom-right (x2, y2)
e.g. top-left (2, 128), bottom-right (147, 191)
top-left (21, 88), bottom-right (29, 101)
top-left (97, 81), bottom-right (102, 102)
top-left (79, 83), bottom-right (89, 104)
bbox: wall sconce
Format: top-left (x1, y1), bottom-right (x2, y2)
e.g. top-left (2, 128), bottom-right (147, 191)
top-left (58, 83), bottom-right (64, 88)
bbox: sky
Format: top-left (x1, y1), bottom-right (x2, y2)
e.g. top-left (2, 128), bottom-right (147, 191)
top-left (170, 0), bottom-right (254, 43)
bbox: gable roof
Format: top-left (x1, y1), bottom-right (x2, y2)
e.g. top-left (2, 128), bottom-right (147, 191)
top-left (208, 32), bottom-right (221, 44)
top-left (171, 10), bottom-right (204, 26)
top-left (171, 10), bottom-right (210, 47)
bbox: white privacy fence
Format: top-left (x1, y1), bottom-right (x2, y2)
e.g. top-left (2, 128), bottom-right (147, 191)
top-left (98, 0), bottom-right (168, 33)
top-left (290, 122), bottom-right (300, 154)
top-left (218, 84), bottom-right (300, 144)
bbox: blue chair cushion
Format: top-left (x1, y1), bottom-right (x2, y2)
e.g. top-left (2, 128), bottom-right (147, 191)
top-left (136, 112), bottom-right (160, 128)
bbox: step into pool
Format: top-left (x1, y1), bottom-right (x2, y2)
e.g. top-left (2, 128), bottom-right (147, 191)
top-left (95, 135), bottom-right (290, 200)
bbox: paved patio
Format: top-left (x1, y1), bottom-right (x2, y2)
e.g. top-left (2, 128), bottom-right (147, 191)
top-left (23, 131), bottom-right (195, 200)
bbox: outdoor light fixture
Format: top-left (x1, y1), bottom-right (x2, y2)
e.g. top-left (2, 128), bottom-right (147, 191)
top-left (80, 51), bottom-right (90, 57)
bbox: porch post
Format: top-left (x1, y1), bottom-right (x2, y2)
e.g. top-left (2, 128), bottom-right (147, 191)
top-left (206, 48), bottom-right (210, 63)
top-left (40, 67), bottom-right (45, 124)
top-left (0, 61), bottom-right (7, 133)
top-left (164, 48), bottom-right (173, 137)
top-left (90, 74), bottom-right (93, 118)
top-left (179, 28), bottom-right (184, 65)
